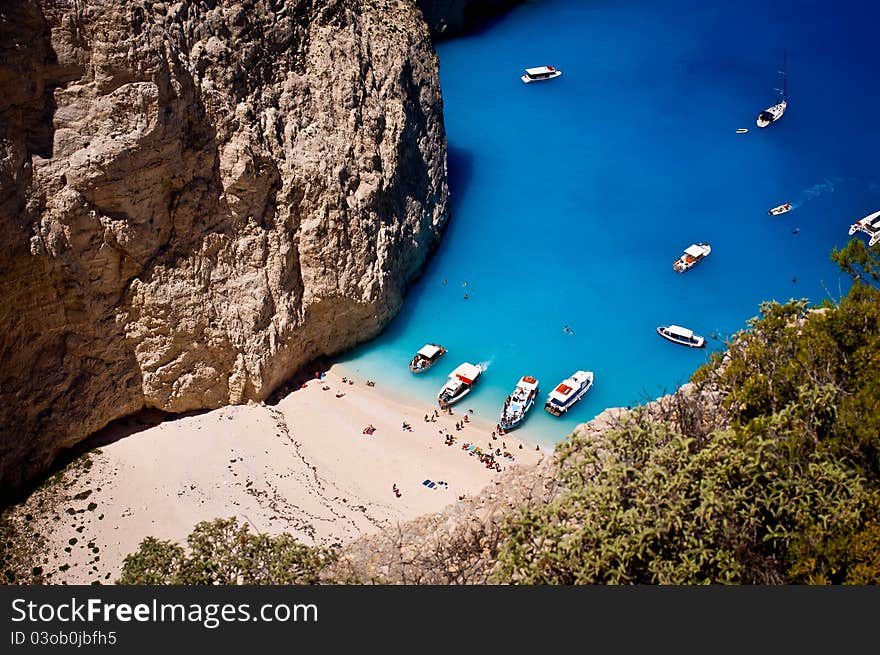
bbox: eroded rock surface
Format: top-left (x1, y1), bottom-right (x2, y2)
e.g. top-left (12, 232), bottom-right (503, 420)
top-left (0, 0), bottom-right (448, 497)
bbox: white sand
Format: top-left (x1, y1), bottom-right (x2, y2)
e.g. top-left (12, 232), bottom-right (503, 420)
top-left (31, 366), bottom-right (546, 584)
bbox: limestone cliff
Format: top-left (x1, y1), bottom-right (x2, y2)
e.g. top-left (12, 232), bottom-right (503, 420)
top-left (0, 0), bottom-right (448, 498)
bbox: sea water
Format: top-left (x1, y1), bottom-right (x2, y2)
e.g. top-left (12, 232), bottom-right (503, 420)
top-left (340, 0), bottom-right (880, 447)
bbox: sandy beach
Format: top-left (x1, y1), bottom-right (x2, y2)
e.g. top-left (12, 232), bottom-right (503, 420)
top-left (19, 365), bottom-right (546, 584)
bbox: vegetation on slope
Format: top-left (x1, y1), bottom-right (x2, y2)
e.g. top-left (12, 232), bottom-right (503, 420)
top-left (118, 518), bottom-right (336, 585)
top-left (494, 240), bottom-right (880, 584)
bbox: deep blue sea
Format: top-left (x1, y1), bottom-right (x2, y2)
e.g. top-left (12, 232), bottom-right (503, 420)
top-left (340, 0), bottom-right (880, 447)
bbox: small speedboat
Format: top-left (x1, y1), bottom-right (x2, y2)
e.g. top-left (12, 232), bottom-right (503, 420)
top-left (437, 362), bottom-right (483, 408)
top-left (768, 203), bottom-right (792, 216)
top-left (521, 65), bottom-right (562, 83)
top-left (656, 325), bottom-right (706, 348)
top-left (499, 376), bottom-right (540, 431)
top-left (544, 371), bottom-right (593, 417)
top-left (736, 128), bottom-right (749, 134)
top-left (409, 343), bottom-right (447, 373)
top-left (672, 243), bottom-right (711, 273)
top-left (848, 209), bottom-right (880, 246)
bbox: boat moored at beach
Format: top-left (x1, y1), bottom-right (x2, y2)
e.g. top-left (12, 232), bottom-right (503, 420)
top-left (521, 65), bottom-right (562, 83)
top-left (438, 362), bottom-right (483, 408)
top-left (544, 370), bottom-right (594, 417)
top-left (769, 203), bottom-right (792, 216)
top-left (499, 376), bottom-right (540, 431)
top-left (656, 325), bottom-right (706, 348)
top-left (848, 209), bottom-right (880, 246)
top-left (672, 243), bottom-right (711, 273)
top-left (409, 343), bottom-right (447, 373)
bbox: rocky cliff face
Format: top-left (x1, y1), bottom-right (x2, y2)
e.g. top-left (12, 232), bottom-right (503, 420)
top-left (0, 0), bottom-right (448, 498)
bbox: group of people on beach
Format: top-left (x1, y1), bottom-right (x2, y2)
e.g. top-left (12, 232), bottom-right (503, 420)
top-left (461, 442), bottom-right (504, 472)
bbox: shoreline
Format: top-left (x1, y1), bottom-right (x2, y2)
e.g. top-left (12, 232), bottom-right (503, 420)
top-left (335, 358), bottom-right (570, 450)
top-left (9, 365), bottom-right (546, 584)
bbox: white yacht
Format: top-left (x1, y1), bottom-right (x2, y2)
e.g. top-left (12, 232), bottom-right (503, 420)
top-left (499, 376), bottom-right (540, 431)
top-left (848, 209), bottom-right (880, 246)
top-left (656, 325), bottom-right (706, 348)
top-left (544, 371), bottom-right (594, 417)
top-left (757, 51), bottom-right (787, 128)
top-left (768, 203), bottom-right (792, 216)
top-left (521, 65), bottom-right (562, 83)
top-left (437, 362), bottom-right (483, 408)
top-left (409, 343), bottom-right (447, 373)
top-left (672, 243), bottom-right (711, 273)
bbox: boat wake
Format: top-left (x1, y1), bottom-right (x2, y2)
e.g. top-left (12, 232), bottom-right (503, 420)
top-left (478, 360), bottom-right (493, 372)
top-left (791, 177), bottom-right (841, 209)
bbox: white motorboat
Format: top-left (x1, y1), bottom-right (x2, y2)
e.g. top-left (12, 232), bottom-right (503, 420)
top-left (736, 128), bottom-right (749, 134)
top-left (656, 325), bottom-right (706, 348)
top-left (409, 343), bottom-right (447, 373)
top-left (757, 51), bottom-right (787, 128)
top-left (499, 375), bottom-right (540, 431)
top-left (769, 203), bottom-right (793, 216)
top-left (544, 371), bottom-right (594, 417)
top-left (672, 243), bottom-right (711, 273)
top-left (437, 362), bottom-right (483, 408)
top-left (848, 209), bottom-right (880, 246)
top-left (521, 65), bottom-right (562, 83)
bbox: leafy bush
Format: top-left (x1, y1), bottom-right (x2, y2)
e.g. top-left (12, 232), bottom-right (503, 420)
top-left (118, 518), bottom-right (336, 585)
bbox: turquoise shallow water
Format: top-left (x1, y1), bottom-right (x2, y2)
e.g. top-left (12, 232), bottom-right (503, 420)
top-left (340, 0), bottom-right (880, 447)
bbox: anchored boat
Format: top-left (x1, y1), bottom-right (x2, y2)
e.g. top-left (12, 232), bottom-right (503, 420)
top-left (656, 325), bottom-right (706, 348)
top-left (672, 243), bottom-right (711, 273)
top-left (437, 362), bottom-right (483, 408)
top-left (521, 65), bottom-right (562, 83)
top-left (409, 343), bottom-right (447, 373)
top-left (544, 371), bottom-right (594, 417)
top-left (769, 203), bottom-right (792, 216)
top-left (757, 51), bottom-right (788, 128)
top-left (848, 209), bottom-right (880, 246)
top-left (499, 376), bottom-right (540, 431)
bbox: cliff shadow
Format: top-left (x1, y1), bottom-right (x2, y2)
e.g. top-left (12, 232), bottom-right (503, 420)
top-left (446, 145), bottom-right (474, 217)
top-left (329, 145), bottom-right (476, 359)
top-left (428, 0), bottom-right (523, 41)
top-left (265, 355), bottom-right (335, 406)
top-left (0, 407), bottom-right (171, 508)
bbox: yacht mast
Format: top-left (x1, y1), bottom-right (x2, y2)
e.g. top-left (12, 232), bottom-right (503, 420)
top-left (781, 49), bottom-right (787, 101)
